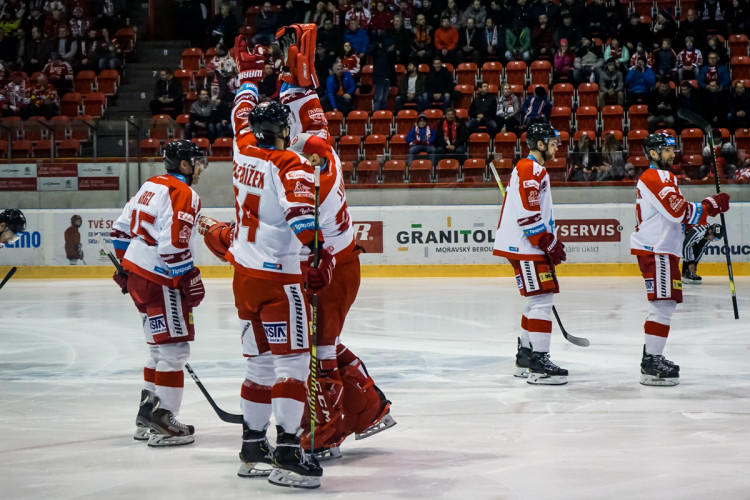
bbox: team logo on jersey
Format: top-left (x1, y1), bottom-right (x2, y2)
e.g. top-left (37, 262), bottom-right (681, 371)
top-left (263, 322), bottom-right (288, 343)
top-left (528, 190), bottom-right (539, 207)
top-left (293, 181), bottom-right (314, 199)
top-left (645, 278), bottom-right (655, 294)
top-left (286, 170), bottom-right (315, 182)
top-left (177, 211), bottom-right (194, 224)
top-left (509, 246), bottom-right (519, 252)
top-left (658, 186), bottom-right (676, 200)
top-left (179, 225), bottom-right (191, 243)
top-left (523, 179), bottom-right (540, 189)
top-left (149, 315), bottom-right (167, 335)
top-left (263, 262), bottom-right (283, 270)
top-left (668, 195), bottom-right (684, 212)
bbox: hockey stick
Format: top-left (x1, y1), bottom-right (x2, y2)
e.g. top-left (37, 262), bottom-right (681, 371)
top-left (489, 161), bottom-right (590, 347)
top-left (0, 266), bottom-right (17, 291)
top-left (676, 108), bottom-right (739, 319)
top-left (309, 165), bottom-right (322, 454)
top-left (97, 237), bottom-right (244, 423)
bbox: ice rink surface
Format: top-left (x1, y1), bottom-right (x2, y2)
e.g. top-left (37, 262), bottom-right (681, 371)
top-left (2, 276), bottom-right (750, 500)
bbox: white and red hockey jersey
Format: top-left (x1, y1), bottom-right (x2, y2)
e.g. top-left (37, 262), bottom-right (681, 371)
top-left (111, 174), bottom-right (201, 287)
top-left (630, 166), bottom-right (706, 258)
top-left (309, 147), bottom-right (354, 259)
top-left (226, 137), bottom-right (322, 279)
top-left (231, 82), bottom-right (259, 136)
top-left (493, 156), bottom-right (556, 261)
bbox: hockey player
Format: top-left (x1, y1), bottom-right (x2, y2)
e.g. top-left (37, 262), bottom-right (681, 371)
top-left (493, 123), bottom-right (569, 385)
top-left (110, 140), bottom-right (208, 446)
top-left (224, 101), bottom-right (325, 489)
top-left (631, 133), bottom-right (730, 386)
top-left (0, 209), bottom-right (27, 247)
top-left (288, 133), bottom-right (395, 457)
top-left (231, 26), bottom-right (267, 137)
top-left (682, 223), bottom-right (723, 284)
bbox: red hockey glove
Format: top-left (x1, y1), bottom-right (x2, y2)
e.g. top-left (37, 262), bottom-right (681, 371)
top-left (112, 270), bottom-right (129, 294)
top-left (197, 215), bottom-right (234, 262)
top-left (538, 232), bottom-right (567, 266)
top-left (304, 247), bottom-right (336, 292)
top-left (178, 267), bottom-right (205, 308)
top-left (233, 33), bottom-right (265, 85)
top-left (702, 192), bottom-right (730, 217)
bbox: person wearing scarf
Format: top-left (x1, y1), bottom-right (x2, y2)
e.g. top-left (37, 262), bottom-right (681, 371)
top-left (436, 107), bottom-right (468, 161)
top-left (406, 114), bottom-right (436, 165)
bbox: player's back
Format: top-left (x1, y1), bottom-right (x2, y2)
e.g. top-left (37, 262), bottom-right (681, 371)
top-left (315, 147), bottom-right (354, 257)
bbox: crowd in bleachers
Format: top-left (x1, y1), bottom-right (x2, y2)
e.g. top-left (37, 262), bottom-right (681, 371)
top-left (155, 0), bottom-right (750, 184)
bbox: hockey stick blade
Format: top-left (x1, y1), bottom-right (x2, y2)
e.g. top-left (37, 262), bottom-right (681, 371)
top-left (0, 266), bottom-right (17, 291)
top-left (185, 363), bottom-right (243, 424)
top-left (553, 306), bottom-right (590, 347)
top-left (677, 108), bottom-right (710, 132)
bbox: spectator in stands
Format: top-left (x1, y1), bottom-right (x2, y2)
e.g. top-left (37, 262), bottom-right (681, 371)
top-left (701, 79), bottom-right (730, 129)
top-left (647, 77), bottom-right (678, 132)
top-left (323, 60), bottom-right (355, 115)
top-left (370, 1), bottom-right (393, 33)
top-left (278, 0), bottom-right (303, 28)
top-left (25, 73), bottom-right (59, 119)
top-left (410, 13), bottom-right (433, 65)
top-left (698, 0), bottom-right (727, 34)
top-left (730, 80), bottom-right (750, 129)
top-left (344, 18), bottom-right (368, 61)
top-left (704, 34), bottom-right (728, 65)
top-left (0, 7), bottom-right (21, 36)
top-left (625, 56), bottom-right (655, 105)
top-left (78, 28), bottom-right (101, 72)
top-left (510, 0), bottom-right (534, 28)
top-left (345, 0), bottom-right (371, 31)
top-left (386, 15), bottom-right (412, 66)
top-left (440, 0), bottom-right (461, 26)
top-left (339, 41), bottom-right (360, 80)
top-left (574, 36), bottom-right (603, 85)
top-left (555, 13), bottom-right (580, 49)
top-left (504, 18), bottom-right (530, 62)
top-left (603, 36), bottom-right (629, 72)
top-left (54, 25), bottom-right (78, 66)
top-left (587, 0), bottom-right (617, 40)
top-left (622, 13), bottom-right (652, 54)
top-left (69, 6), bottom-right (91, 40)
top-left (396, 0), bottom-right (414, 29)
top-left (187, 88), bottom-right (217, 141)
top-left (531, 14), bottom-right (555, 62)
top-left (458, 17), bottom-right (481, 64)
top-left (43, 51), bottom-right (73, 95)
top-left (0, 29), bottom-right (16, 62)
top-left (468, 81), bottom-right (499, 135)
top-left (23, 26), bottom-right (51, 74)
top-left (676, 9), bottom-right (704, 50)
top-left (652, 10), bottom-right (678, 48)
top-left (598, 132), bottom-right (627, 181)
top-left (435, 107), bottom-right (468, 162)
top-left (534, 0), bottom-right (561, 25)
top-left (628, 42), bottom-right (652, 70)
top-left (94, 27), bottom-right (123, 71)
top-left (305, 1), bottom-right (331, 27)
top-left (461, 0), bottom-right (487, 28)
top-left (208, 3), bottom-right (238, 47)
top-left (487, 0), bottom-right (507, 25)
top-left (253, 2), bottom-right (279, 46)
top-left (433, 17), bottom-right (458, 66)
top-left (496, 82), bottom-right (521, 134)
top-left (178, 0), bottom-right (207, 49)
top-left (425, 56), bottom-right (453, 111)
top-left (1, 70), bottom-right (27, 117)
top-left (698, 52), bottom-right (730, 89)
top-left (13, 28), bottom-right (26, 69)
top-left (653, 38), bottom-right (677, 80)
top-left (726, 0), bottom-right (750, 35)
top-left (318, 17), bottom-right (342, 66)
top-left (521, 85), bottom-right (551, 128)
top-left (396, 61), bottom-right (427, 112)
top-left (95, 0), bottom-right (124, 34)
top-left (676, 80), bottom-right (701, 130)
top-left (257, 62), bottom-right (280, 100)
top-left (553, 38), bottom-right (575, 83)
top-left (43, 9), bottom-right (67, 40)
top-left (700, 132), bottom-right (738, 179)
top-left (406, 113), bottom-right (436, 165)
top-left (417, 0), bottom-right (441, 28)
top-left (205, 43), bottom-right (236, 100)
top-left (212, 96), bottom-right (232, 138)
top-left (370, 31), bottom-right (395, 111)
top-left (598, 57), bottom-right (624, 107)
top-left (677, 36), bottom-right (703, 82)
top-left (149, 68), bottom-right (183, 119)
top-left (479, 17), bottom-right (504, 62)
top-left (568, 132), bottom-right (598, 181)
top-left (23, 8), bottom-right (46, 35)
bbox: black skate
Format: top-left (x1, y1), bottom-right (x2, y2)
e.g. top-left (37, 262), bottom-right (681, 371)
top-left (640, 347), bottom-right (680, 386)
top-left (514, 337), bottom-right (532, 378)
top-left (238, 423), bottom-right (275, 478)
top-left (134, 389), bottom-right (154, 441)
top-left (682, 271), bottom-right (702, 284)
top-left (268, 426), bottom-right (323, 489)
top-left (527, 351), bottom-right (568, 385)
top-left (148, 397), bottom-right (195, 447)
top-left (355, 385), bottom-right (397, 441)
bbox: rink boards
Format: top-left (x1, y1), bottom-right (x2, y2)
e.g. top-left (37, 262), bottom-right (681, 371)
top-left (2, 203), bottom-right (749, 277)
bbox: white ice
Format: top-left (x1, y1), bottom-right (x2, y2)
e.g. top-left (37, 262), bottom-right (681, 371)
top-left (2, 276), bottom-right (750, 500)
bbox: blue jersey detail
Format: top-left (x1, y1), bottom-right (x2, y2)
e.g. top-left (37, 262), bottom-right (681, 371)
top-left (281, 82), bottom-right (303, 93)
top-left (290, 219), bottom-right (315, 234)
top-left (168, 173), bottom-right (188, 184)
top-left (523, 224), bottom-right (546, 237)
top-left (168, 262), bottom-right (194, 277)
top-left (112, 239), bottom-right (130, 251)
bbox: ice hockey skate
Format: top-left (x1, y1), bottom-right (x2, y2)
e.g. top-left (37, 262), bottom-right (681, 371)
top-left (640, 347), bottom-right (680, 386)
top-left (147, 397), bottom-right (195, 447)
top-left (268, 426), bottom-right (323, 489)
top-left (238, 423), bottom-right (274, 477)
top-left (133, 389), bottom-right (154, 441)
top-left (514, 337), bottom-right (531, 378)
top-left (682, 271), bottom-right (702, 284)
top-left (309, 445), bottom-right (342, 460)
top-left (355, 385), bottom-right (397, 440)
top-left (527, 351), bottom-right (568, 385)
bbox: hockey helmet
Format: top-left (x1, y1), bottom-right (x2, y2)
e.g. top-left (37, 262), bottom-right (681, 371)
top-left (642, 132), bottom-right (676, 157)
top-left (248, 101), bottom-right (292, 145)
top-left (709, 223), bottom-right (723, 240)
top-left (526, 123), bottom-right (560, 151)
top-left (0, 208), bottom-right (26, 242)
top-left (163, 140), bottom-right (207, 184)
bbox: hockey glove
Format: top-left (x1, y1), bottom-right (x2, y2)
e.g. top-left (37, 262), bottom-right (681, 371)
top-left (538, 232), bottom-right (567, 266)
top-left (112, 270), bottom-right (129, 294)
top-left (178, 267), bottom-right (205, 308)
top-left (197, 215), bottom-right (234, 262)
top-left (304, 247), bottom-right (336, 292)
top-left (233, 33), bottom-right (266, 85)
top-left (702, 192), bottom-right (730, 217)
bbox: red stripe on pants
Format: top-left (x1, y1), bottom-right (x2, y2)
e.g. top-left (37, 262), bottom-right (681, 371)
top-left (521, 315), bottom-right (529, 330)
top-left (645, 320), bottom-right (670, 338)
top-left (241, 379), bottom-right (272, 404)
top-left (527, 319), bottom-right (552, 333)
top-left (144, 367), bottom-right (156, 383)
top-left (271, 379), bottom-right (307, 402)
top-left (155, 370), bottom-right (184, 388)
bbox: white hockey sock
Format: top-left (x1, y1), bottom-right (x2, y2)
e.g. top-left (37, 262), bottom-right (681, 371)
top-left (273, 397), bottom-right (305, 436)
top-left (526, 294), bottom-right (554, 352)
top-left (528, 331), bottom-right (552, 352)
top-left (241, 398), bottom-right (273, 431)
top-left (644, 300), bottom-right (676, 356)
top-left (644, 334), bottom-right (668, 356)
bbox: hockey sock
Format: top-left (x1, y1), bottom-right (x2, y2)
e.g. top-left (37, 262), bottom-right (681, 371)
top-left (519, 314), bottom-right (531, 349)
top-left (241, 379), bottom-right (273, 431)
top-left (154, 370), bottom-right (184, 413)
top-left (143, 366), bottom-right (156, 394)
top-left (272, 379), bottom-right (307, 435)
top-left (526, 294), bottom-right (554, 352)
top-left (644, 301), bottom-right (676, 356)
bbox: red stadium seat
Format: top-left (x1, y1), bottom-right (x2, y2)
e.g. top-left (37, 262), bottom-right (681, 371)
top-left (175, 114), bottom-right (190, 139)
top-left (454, 108), bottom-right (469, 121)
top-left (422, 108), bottom-right (443, 130)
top-left (84, 92), bottom-right (107, 118)
top-left (183, 91), bottom-right (197, 114)
top-left (356, 160), bottom-right (380, 184)
top-left (577, 82), bottom-right (600, 108)
top-left (140, 138), bottom-right (161, 157)
top-left (555, 131), bottom-right (570, 158)
top-left (340, 161), bottom-right (354, 183)
top-left (530, 60), bottom-right (552, 86)
top-left (632, 0), bottom-right (654, 16)
top-left (389, 134), bottom-right (409, 160)
top-left (149, 115), bottom-right (174, 143)
top-left (409, 159), bottom-right (433, 183)
top-left (70, 115), bottom-right (93, 142)
top-left (575, 106), bottom-right (599, 133)
top-left (549, 106), bottom-right (572, 132)
top-left (370, 110), bottom-right (394, 135)
top-left (457, 62), bottom-right (478, 86)
top-left (190, 137), bottom-right (210, 151)
top-left (734, 128), bottom-right (750, 155)
top-left (600, 130), bottom-right (624, 143)
top-left (627, 129), bottom-right (649, 154)
top-left (552, 83), bottom-right (575, 107)
top-left (574, 130), bottom-right (596, 144)
top-left (364, 134), bottom-right (388, 160)
top-left (23, 116), bottom-right (47, 141)
top-left (628, 155), bottom-right (651, 172)
top-left (383, 159), bottom-right (407, 183)
top-left (601, 105), bottom-right (624, 132)
top-left (360, 64), bottom-right (374, 87)
top-left (338, 135), bottom-right (361, 162)
top-left (468, 132), bottom-right (490, 159)
top-left (628, 104), bottom-right (649, 131)
top-left (728, 34), bottom-right (749, 58)
top-left (490, 157), bottom-right (513, 177)
top-left (680, 128), bottom-right (704, 156)
top-left (57, 139), bottom-right (81, 157)
top-left (505, 61), bottom-right (527, 86)
top-left (211, 137), bottom-right (233, 157)
top-left (731, 56), bottom-right (750, 81)
top-left (181, 47), bottom-right (203, 71)
top-left (345, 110), bottom-right (369, 136)
top-left (97, 69), bottom-right (120, 97)
top-left (494, 131), bottom-right (518, 160)
top-left (60, 92), bottom-right (83, 117)
top-left (173, 69), bottom-right (193, 93)
top-left (395, 109), bottom-right (419, 135)
top-left (481, 61), bottom-right (503, 86)
top-left (49, 115), bottom-right (71, 142)
top-left (453, 84), bottom-right (474, 109)
top-left (436, 158), bottom-right (460, 183)
top-left (354, 87), bottom-right (373, 112)
top-left (74, 70), bottom-right (96, 95)
top-left (325, 110), bottom-right (344, 137)
top-left (462, 158), bottom-right (486, 183)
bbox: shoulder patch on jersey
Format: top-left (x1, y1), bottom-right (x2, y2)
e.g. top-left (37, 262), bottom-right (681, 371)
top-left (286, 170), bottom-right (315, 182)
top-left (523, 179), bottom-right (540, 190)
top-left (177, 211), bottom-right (194, 224)
top-left (657, 186), bottom-right (676, 200)
top-left (293, 181), bottom-right (315, 199)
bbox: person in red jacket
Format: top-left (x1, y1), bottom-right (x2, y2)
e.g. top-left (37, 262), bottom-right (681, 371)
top-left (433, 16), bottom-right (458, 65)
